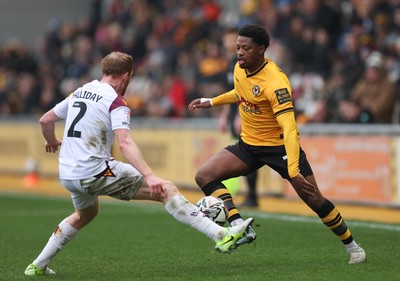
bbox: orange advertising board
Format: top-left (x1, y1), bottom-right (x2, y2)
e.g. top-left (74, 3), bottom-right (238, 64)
top-left (284, 136), bottom-right (393, 204)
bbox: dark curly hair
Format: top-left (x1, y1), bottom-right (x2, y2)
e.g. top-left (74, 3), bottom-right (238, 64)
top-left (238, 24), bottom-right (270, 50)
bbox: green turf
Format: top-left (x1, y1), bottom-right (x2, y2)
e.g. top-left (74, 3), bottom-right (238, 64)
top-left (0, 193), bottom-right (399, 281)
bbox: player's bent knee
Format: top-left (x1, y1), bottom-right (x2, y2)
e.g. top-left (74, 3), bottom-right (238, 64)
top-left (73, 205), bottom-right (99, 229)
top-left (194, 170), bottom-right (209, 187)
top-left (162, 181), bottom-right (180, 199)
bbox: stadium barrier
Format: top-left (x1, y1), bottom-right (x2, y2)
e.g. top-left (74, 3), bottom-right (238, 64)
top-left (0, 119), bottom-right (398, 207)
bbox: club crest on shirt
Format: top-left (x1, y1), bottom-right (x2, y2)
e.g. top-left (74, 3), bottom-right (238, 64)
top-left (252, 85), bottom-right (261, 96)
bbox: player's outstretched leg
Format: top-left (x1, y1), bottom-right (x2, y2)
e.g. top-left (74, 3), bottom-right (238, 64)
top-left (215, 218), bottom-right (254, 253)
top-left (200, 180), bottom-right (258, 248)
top-left (315, 198), bottom-right (367, 264)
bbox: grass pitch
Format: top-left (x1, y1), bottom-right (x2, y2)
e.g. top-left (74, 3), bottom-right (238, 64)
top-left (0, 193), bottom-right (399, 281)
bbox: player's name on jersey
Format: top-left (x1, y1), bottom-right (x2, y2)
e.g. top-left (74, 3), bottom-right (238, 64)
top-left (72, 90), bottom-right (103, 102)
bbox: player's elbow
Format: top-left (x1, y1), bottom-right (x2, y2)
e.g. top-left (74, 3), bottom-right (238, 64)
top-left (39, 114), bottom-right (52, 126)
top-left (39, 116), bottom-right (46, 126)
top-left (115, 129), bottom-right (131, 152)
top-left (118, 136), bottom-right (134, 157)
top-left (39, 110), bottom-right (59, 126)
top-left (118, 139), bottom-right (129, 153)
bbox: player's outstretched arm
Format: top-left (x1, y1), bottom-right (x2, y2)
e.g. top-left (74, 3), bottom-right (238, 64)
top-left (114, 128), bottom-right (164, 197)
top-left (188, 90), bottom-right (237, 111)
top-left (188, 98), bottom-right (213, 111)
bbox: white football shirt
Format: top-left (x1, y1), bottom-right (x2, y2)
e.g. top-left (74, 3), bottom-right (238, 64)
top-left (54, 80), bottom-right (131, 180)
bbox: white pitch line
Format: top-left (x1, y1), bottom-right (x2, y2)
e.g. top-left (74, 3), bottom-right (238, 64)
top-left (242, 210), bottom-right (400, 232)
top-left (2, 193), bottom-right (399, 232)
top-left (106, 200), bottom-right (400, 232)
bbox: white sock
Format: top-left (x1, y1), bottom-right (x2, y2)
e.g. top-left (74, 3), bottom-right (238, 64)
top-left (345, 240), bottom-right (360, 252)
top-left (164, 194), bottom-right (226, 241)
top-left (33, 219), bottom-right (78, 269)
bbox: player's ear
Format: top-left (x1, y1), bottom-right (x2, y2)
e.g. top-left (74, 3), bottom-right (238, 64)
top-left (124, 72), bottom-right (131, 80)
top-left (259, 44), bottom-right (266, 55)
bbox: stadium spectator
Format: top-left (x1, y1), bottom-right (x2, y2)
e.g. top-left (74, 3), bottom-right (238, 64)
top-left (37, 76), bottom-right (64, 113)
top-left (338, 51), bottom-right (397, 123)
top-left (296, 0), bottom-right (341, 47)
top-left (322, 30), bottom-right (366, 123)
top-left (197, 41), bottom-right (227, 84)
top-left (311, 27), bottom-right (333, 78)
top-left (145, 80), bottom-right (174, 117)
top-left (163, 72), bottom-right (188, 118)
top-left (0, 68), bottom-right (11, 115)
top-left (283, 16), bottom-right (308, 72)
top-left (10, 72), bottom-right (40, 114)
top-left (0, 0), bottom-right (399, 123)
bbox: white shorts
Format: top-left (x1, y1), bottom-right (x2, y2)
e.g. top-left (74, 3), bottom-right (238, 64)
top-left (61, 160), bottom-right (144, 209)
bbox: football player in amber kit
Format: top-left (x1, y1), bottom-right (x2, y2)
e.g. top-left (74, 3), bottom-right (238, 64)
top-left (188, 24), bottom-right (366, 264)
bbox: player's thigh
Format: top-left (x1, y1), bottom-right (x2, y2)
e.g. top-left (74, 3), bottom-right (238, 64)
top-left (132, 179), bottom-right (155, 201)
top-left (132, 180), bottom-right (152, 201)
top-left (61, 179), bottom-right (98, 210)
top-left (82, 161), bottom-right (144, 201)
top-left (197, 148), bottom-right (249, 183)
top-left (264, 146), bottom-right (313, 180)
top-left (133, 180), bottom-right (177, 203)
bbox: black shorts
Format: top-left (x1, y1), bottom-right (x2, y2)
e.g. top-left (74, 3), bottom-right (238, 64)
top-left (225, 138), bottom-right (313, 180)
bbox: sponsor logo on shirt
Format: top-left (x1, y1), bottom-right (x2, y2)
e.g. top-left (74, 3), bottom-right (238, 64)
top-left (274, 88), bottom-right (291, 104)
top-left (238, 97), bottom-right (261, 115)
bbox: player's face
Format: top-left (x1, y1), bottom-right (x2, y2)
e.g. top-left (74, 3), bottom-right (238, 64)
top-left (236, 36), bottom-right (265, 73)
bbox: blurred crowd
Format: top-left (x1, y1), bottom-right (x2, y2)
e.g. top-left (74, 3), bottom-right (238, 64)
top-left (0, 0), bottom-right (399, 124)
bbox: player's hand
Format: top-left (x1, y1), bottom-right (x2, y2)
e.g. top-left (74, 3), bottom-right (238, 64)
top-left (145, 174), bottom-right (165, 199)
top-left (291, 174), bottom-right (317, 197)
top-left (45, 139), bottom-right (62, 153)
top-left (188, 99), bottom-right (212, 111)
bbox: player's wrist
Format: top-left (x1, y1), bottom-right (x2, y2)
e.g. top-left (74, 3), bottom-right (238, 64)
top-left (289, 170), bottom-right (300, 179)
top-left (200, 98), bottom-right (213, 107)
top-left (143, 173), bottom-right (154, 179)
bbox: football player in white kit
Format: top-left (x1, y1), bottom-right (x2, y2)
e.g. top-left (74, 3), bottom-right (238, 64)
top-left (24, 51), bottom-right (253, 276)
